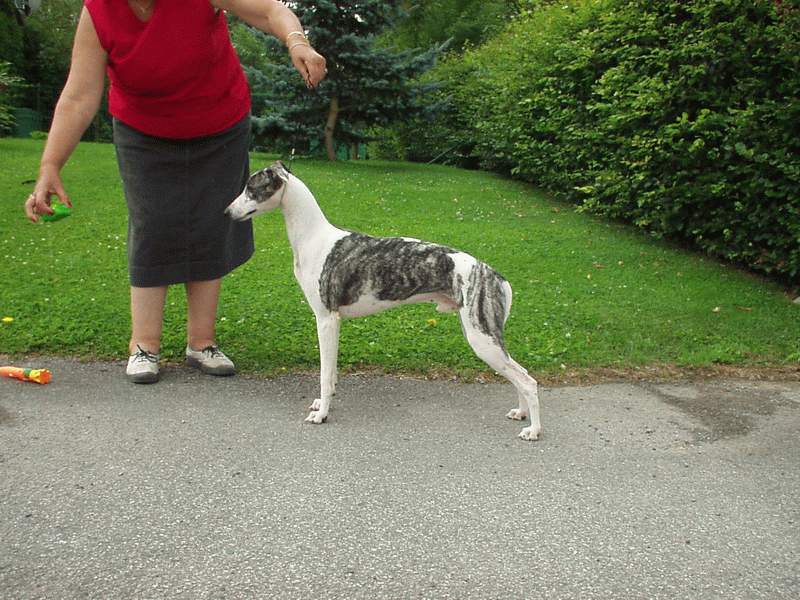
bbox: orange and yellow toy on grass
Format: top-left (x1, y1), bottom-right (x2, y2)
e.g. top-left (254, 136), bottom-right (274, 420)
top-left (0, 366), bottom-right (52, 384)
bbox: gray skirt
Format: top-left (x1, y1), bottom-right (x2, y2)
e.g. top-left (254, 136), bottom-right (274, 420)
top-left (113, 114), bottom-right (254, 287)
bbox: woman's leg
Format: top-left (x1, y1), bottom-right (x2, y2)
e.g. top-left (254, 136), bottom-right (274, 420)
top-left (186, 278), bottom-right (222, 350)
top-left (185, 278), bottom-right (235, 376)
top-left (130, 285), bottom-right (168, 354)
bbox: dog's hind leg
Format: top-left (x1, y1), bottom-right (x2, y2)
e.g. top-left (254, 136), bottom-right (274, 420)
top-left (456, 264), bottom-right (541, 440)
top-left (505, 363), bottom-right (542, 441)
top-left (307, 311), bottom-right (340, 424)
top-left (507, 388), bottom-right (532, 422)
top-left (458, 304), bottom-right (542, 441)
top-left (461, 322), bottom-right (542, 440)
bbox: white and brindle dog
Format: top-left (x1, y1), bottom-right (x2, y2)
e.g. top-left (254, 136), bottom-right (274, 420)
top-left (225, 161), bottom-right (542, 441)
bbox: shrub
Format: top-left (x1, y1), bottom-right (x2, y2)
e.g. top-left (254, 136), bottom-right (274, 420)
top-left (0, 60), bottom-right (24, 135)
top-left (568, 0), bottom-right (800, 280)
top-left (397, 0), bottom-right (800, 281)
top-left (392, 55), bottom-right (483, 167)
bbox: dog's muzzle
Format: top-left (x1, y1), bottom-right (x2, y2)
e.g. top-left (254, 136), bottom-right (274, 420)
top-left (224, 195), bottom-right (257, 221)
top-left (226, 208), bottom-right (256, 221)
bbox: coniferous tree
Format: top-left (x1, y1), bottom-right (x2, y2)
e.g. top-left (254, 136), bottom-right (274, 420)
top-left (244, 0), bottom-right (444, 160)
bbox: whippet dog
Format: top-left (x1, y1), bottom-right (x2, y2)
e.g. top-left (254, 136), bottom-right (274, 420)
top-left (225, 161), bottom-right (542, 440)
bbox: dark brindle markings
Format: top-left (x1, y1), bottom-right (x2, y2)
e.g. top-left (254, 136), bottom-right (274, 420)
top-left (247, 166), bottom-right (286, 202)
top-left (319, 233), bottom-right (459, 310)
top-left (320, 233), bottom-right (511, 352)
top-left (465, 262), bottom-right (509, 352)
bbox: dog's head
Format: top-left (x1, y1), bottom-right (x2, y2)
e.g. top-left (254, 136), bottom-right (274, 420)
top-left (225, 160), bottom-right (290, 221)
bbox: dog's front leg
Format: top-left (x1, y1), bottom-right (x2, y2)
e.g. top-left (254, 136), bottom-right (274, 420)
top-left (306, 311), bottom-right (341, 424)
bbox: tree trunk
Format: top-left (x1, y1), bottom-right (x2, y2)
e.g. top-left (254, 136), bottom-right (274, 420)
top-left (324, 96), bottom-right (339, 161)
top-left (351, 143), bottom-right (359, 160)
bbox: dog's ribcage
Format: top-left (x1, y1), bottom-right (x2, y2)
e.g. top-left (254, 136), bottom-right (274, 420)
top-left (316, 232), bottom-right (510, 349)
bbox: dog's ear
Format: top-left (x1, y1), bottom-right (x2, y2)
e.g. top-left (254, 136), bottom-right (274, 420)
top-left (270, 160), bottom-right (290, 182)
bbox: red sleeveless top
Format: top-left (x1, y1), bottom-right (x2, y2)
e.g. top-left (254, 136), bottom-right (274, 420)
top-left (85, 0), bottom-right (250, 139)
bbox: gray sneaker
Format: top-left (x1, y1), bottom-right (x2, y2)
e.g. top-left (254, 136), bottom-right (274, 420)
top-left (126, 345), bottom-right (160, 384)
top-left (186, 345), bottom-right (235, 376)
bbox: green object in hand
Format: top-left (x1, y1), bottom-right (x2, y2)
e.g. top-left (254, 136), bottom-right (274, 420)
top-left (40, 200), bottom-right (71, 222)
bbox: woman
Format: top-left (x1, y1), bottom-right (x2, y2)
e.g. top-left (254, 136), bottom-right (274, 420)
top-left (23, 0), bottom-right (326, 383)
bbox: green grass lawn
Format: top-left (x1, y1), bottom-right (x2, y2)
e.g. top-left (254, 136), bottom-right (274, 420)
top-left (1, 137), bottom-right (798, 378)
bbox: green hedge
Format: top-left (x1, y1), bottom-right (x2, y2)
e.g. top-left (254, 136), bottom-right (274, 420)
top-left (0, 60), bottom-right (24, 135)
top-left (397, 0), bottom-right (800, 281)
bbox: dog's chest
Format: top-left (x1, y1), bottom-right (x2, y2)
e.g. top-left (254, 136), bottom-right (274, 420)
top-left (292, 232), bottom-right (348, 307)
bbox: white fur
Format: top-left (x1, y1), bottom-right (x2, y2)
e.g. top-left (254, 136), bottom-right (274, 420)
top-left (225, 169), bottom-right (542, 440)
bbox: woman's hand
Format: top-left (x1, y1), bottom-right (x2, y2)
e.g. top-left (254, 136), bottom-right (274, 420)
top-left (211, 1), bottom-right (328, 88)
top-left (25, 166), bottom-right (72, 223)
top-left (25, 6), bottom-right (104, 224)
top-left (290, 44), bottom-right (327, 89)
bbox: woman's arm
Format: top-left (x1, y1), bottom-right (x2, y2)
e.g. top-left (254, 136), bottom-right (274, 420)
top-left (211, 0), bottom-right (327, 89)
top-left (25, 7), bottom-right (107, 222)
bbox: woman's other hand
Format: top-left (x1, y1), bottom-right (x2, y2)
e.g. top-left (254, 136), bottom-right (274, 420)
top-left (25, 167), bottom-right (72, 223)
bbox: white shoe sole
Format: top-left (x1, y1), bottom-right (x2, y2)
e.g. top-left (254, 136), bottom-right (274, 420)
top-left (186, 356), bottom-right (235, 376)
top-left (127, 370), bottom-right (160, 384)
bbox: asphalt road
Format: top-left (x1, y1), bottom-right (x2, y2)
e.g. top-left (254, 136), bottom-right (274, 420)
top-left (1, 357), bottom-right (798, 599)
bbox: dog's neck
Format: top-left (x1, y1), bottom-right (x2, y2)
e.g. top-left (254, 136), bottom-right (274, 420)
top-left (279, 174), bottom-right (334, 253)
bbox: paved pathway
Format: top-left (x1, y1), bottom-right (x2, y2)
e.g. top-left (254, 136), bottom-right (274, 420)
top-left (1, 358), bottom-right (798, 599)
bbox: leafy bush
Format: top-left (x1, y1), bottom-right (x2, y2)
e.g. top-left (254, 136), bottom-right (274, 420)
top-left (0, 60), bottom-right (24, 135)
top-left (391, 55), bottom-right (483, 167)
top-left (397, 0), bottom-right (800, 281)
top-left (388, 0), bottom-right (514, 53)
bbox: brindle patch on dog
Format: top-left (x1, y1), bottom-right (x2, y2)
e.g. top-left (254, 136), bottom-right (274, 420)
top-left (319, 233), bottom-right (459, 310)
top-left (246, 163), bottom-right (288, 203)
top-left (465, 262), bottom-right (509, 351)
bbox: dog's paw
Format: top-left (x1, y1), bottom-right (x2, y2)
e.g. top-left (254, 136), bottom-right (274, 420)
top-left (304, 410), bottom-right (328, 424)
top-left (506, 408), bottom-right (529, 421)
top-left (519, 426), bottom-right (541, 441)
top-left (308, 399), bottom-right (321, 411)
